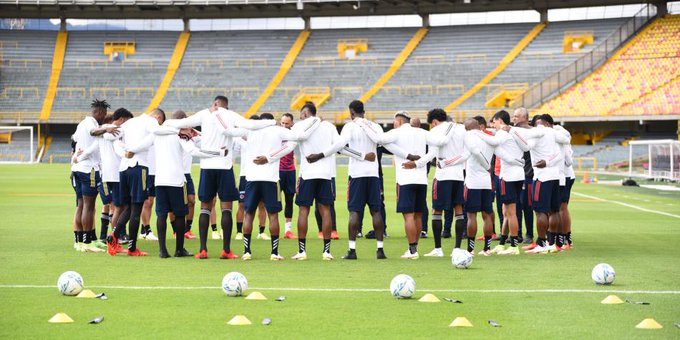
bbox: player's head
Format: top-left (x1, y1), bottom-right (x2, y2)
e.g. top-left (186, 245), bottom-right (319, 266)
top-left (426, 108), bottom-right (447, 126)
top-left (513, 107), bottom-right (529, 125)
top-left (473, 115), bottom-right (487, 130)
top-left (90, 99), bottom-right (110, 124)
top-left (149, 107), bottom-right (166, 125)
top-left (300, 102), bottom-right (317, 119)
top-left (464, 118), bottom-right (480, 131)
top-left (348, 100), bottom-right (365, 119)
top-left (172, 110), bottom-right (187, 120)
top-left (530, 114), bottom-right (541, 127)
top-left (537, 113), bottom-right (554, 127)
top-left (410, 117), bottom-right (421, 128)
top-left (280, 113), bottom-right (294, 129)
top-left (492, 110), bottom-right (511, 127)
top-left (103, 115), bottom-right (114, 125)
top-left (112, 107), bottom-right (133, 126)
top-left (260, 113), bottom-right (275, 120)
top-left (172, 110), bottom-right (192, 135)
top-left (393, 111), bottom-right (411, 128)
top-left (250, 114), bottom-right (260, 120)
top-left (213, 96), bottom-right (229, 110)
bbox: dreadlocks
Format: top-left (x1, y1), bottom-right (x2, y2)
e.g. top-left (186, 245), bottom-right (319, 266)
top-left (90, 99), bottom-right (111, 110)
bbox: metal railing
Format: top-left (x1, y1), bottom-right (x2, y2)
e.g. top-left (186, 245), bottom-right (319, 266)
top-left (512, 4), bottom-right (657, 109)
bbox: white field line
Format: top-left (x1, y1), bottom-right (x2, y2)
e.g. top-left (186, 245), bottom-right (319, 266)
top-left (572, 191), bottom-right (680, 219)
top-left (0, 284), bottom-right (679, 294)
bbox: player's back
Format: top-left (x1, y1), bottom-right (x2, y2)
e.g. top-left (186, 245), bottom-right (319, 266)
top-left (296, 120), bottom-right (337, 180)
top-left (344, 121), bottom-right (380, 178)
top-left (496, 129), bottom-right (524, 182)
top-left (153, 133), bottom-right (186, 187)
top-left (196, 109), bottom-right (231, 170)
top-left (245, 125), bottom-right (287, 182)
top-left (432, 122), bottom-right (465, 181)
top-left (464, 132), bottom-right (493, 189)
top-left (390, 124), bottom-right (428, 185)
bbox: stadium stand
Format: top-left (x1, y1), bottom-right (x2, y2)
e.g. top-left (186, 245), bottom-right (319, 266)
top-left (539, 15), bottom-right (680, 118)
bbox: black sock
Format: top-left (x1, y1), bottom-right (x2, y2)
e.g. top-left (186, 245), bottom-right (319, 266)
top-left (83, 230), bottom-right (90, 244)
top-left (211, 223), bottom-right (217, 232)
top-left (408, 242), bottom-right (418, 254)
top-left (186, 219), bottom-right (193, 232)
top-left (454, 216), bottom-right (465, 248)
top-left (236, 222), bottom-right (243, 233)
top-left (73, 231), bottom-right (78, 244)
top-left (259, 225), bottom-right (265, 234)
top-left (221, 209), bottom-right (233, 252)
top-left (243, 233), bottom-right (252, 254)
top-left (271, 234), bottom-right (279, 255)
top-left (510, 236), bottom-right (518, 247)
top-left (90, 230), bottom-right (97, 242)
top-left (172, 217), bottom-right (185, 252)
top-left (323, 238), bottom-right (331, 253)
top-left (128, 203), bottom-right (143, 251)
top-left (100, 213), bottom-right (110, 238)
top-left (157, 214), bottom-right (168, 253)
top-left (484, 236), bottom-right (492, 251)
top-left (537, 237), bottom-right (547, 247)
top-left (199, 209), bottom-right (210, 251)
top-left (566, 232), bottom-right (572, 245)
top-left (467, 237), bottom-right (475, 252)
top-left (298, 238), bottom-right (306, 253)
top-left (556, 234), bottom-right (564, 247)
top-left (499, 234), bottom-right (508, 245)
top-left (432, 215), bottom-right (442, 248)
top-left (142, 224), bottom-right (150, 235)
top-left (113, 206), bottom-right (130, 239)
top-left (547, 232), bottom-right (555, 245)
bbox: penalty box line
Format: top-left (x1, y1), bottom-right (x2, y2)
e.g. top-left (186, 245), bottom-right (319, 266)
top-left (572, 191), bottom-right (680, 219)
top-left (0, 285), bottom-right (679, 294)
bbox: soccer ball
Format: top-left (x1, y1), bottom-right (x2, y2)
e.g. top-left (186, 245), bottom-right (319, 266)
top-left (451, 249), bottom-right (473, 269)
top-left (390, 274), bottom-right (416, 299)
top-left (221, 272), bottom-right (248, 296)
top-left (591, 263), bottom-right (616, 285)
top-left (57, 271), bottom-right (84, 296)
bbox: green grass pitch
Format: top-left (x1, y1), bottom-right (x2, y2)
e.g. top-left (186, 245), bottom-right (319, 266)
top-left (0, 164), bottom-right (679, 339)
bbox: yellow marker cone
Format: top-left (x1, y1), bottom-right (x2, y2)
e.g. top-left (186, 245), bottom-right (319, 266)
top-left (245, 291), bottom-right (267, 300)
top-left (48, 313), bottom-right (74, 323)
top-left (635, 318), bottom-right (663, 329)
top-left (601, 295), bottom-right (624, 304)
top-left (418, 293), bottom-right (440, 303)
top-left (76, 289), bottom-right (97, 298)
top-left (227, 315), bottom-right (252, 326)
top-left (449, 317), bottom-right (473, 327)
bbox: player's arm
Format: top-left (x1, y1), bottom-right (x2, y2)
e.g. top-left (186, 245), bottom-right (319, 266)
top-left (227, 109), bottom-right (276, 130)
top-left (357, 119), bottom-right (396, 145)
top-left (412, 147), bottom-right (437, 169)
top-left (494, 142), bottom-right (524, 167)
top-left (223, 127), bottom-right (248, 138)
top-left (126, 134), bottom-right (155, 154)
top-left (164, 110), bottom-right (206, 129)
top-left (181, 139), bottom-right (227, 158)
top-left (75, 140), bottom-right (100, 163)
top-left (553, 125), bottom-right (572, 145)
top-left (279, 117), bottom-right (321, 142)
top-left (260, 140), bottom-right (298, 164)
top-left (90, 123), bottom-right (119, 137)
top-left (473, 129), bottom-right (501, 147)
top-left (437, 149), bottom-right (470, 169)
top-left (545, 150), bottom-right (564, 168)
top-left (112, 139), bottom-right (126, 158)
top-left (465, 133), bottom-right (490, 170)
top-left (509, 127), bottom-right (540, 152)
top-left (153, 125), bottom-right (180, 136)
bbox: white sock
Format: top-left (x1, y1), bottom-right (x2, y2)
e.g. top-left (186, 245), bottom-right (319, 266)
top-left (285, 222), bottom-right (292, 232)
top-left (349, 240), bottom-right (356, 250)
top-left (377, 241), bottom-right (384, 249)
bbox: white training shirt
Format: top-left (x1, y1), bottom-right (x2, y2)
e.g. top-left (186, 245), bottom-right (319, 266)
top-left (98, 136), bottom-right (121, 183)
top-left (164, 108), bottom-right (275, 170)
top-left (109, 114), bottom-right (159, 170)
top-left (245, 124), bottom-right (317, 182)
top-left (280, 119), bottom-right (338, 181)
top-left (510, 125), bottom-right (567, 182)
top-left (417, 122), bottom-right (467, 181)
top-left (72, 116), bottom-right (100, 173)
top-left (153, 131), bottom-right (224, 187)
top-left (361, 123), bottom-right (428, 186)
top-left (463, 131), bottom-right (493, 190)
top-left (322, 120), bottom-right (381, 179)
top-left (473, 129), bottom-right (525, 182)
top-left (233, 138), bottom-right (248, 179)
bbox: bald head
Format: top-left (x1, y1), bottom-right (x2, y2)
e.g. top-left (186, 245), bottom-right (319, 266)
top-left (410, 117), bottom-right (421, 128)
top-left (464, 118), bottom-right (480, 131)
top-left (172, 110), bottom-right (187, 120)
top-left (149, 108), bottom-right (166, 124)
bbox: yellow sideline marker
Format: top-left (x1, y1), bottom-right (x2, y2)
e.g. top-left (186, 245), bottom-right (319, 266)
top-left (418, 293), bottom-right (441, 302)
top-left (449, 317), bottom-right (473, 327)
top-left (76, 289), bottom-right (97, 298)
top-left (245, 292), bottom-right (267, 300)
top-left (600, 295), bottom-right (624, 304)
top-left (227, 315), bottom-right (252, 326)
top-left (48, 313), bottom-right (74, 323)
top-left (635, 318), bottom-right (662, 329)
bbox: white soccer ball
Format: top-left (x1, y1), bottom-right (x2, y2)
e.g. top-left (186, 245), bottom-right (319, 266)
top-left (390, 274), bottom-right (416, 299)
top-left (222, 272), bottom-right (248, 296)
top-left (591, 263), bottom-right (616, 285)
top-left (57, 271), bottom-right (84, 296)
top-left (451, 249), bottom-right (473, 269)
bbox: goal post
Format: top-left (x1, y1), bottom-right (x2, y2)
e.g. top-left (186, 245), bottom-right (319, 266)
top-left (0, 126), bottom-right (35, 163)
top-left (628, 139), bottom-right (680, 181)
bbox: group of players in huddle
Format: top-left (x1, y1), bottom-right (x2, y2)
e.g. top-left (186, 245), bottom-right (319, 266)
top-left (69, 95), bottom-right (575, 261)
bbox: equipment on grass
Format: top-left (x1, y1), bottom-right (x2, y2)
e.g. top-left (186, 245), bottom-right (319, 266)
top-left (245, 291), bottom-right (267, 300)
top-left (635, 318), bottom-right (663, 329)
top-left (57, 271), bottom-right (84, 296)
top-left (451, 249), bottom-right (473, 269)
top-left (221, 272), bottom-right (248, 296)
top-left (227, 315), bottom-right (252, 325)
top-left (88, 316), bottom-right (104, 324)
top-left (601, 295), bottom-right (624, 304)
top-left (591, 263), bottom-right (616, 285)
top-left (76, 289), bottom-right (97, 298)
top-left (390, 274), bottom-right (416, 299)
top-left (449, 317), bottom-right (473, 327)
top-left (48, 313), bottom-right (74, 323)
top-left (418, 293), bottom-right (440, 302)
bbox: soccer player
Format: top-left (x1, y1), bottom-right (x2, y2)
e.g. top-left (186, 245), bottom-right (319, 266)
top-left (139, 144), bottom-right (158, 241)
top-left (512, 107), bottom-right (535, 245)
top-left (152, 124), bottom-right (228, 258)
top-left (105, 108), bottom-right (166, 256)
top-left (410, 117), bottom-right (431, 239)
top-left (410, 108), bottom-right (467, 257)
top-left (97, 108), bottom-right (133, 240)
top-left (279, 113), bottom-right (297, 239)
top-left (474, 111), bottom-right (526, 255)
top-left (306, 100), bottom-right (383, 260)
top-left (510, 114), bottom-right (569, 253)
top-left (558, 125), bottom-right (575, 249)
top-left (168, 110), bottom-right (198, 239)
top-left (241, 112), bottom-right (322, 260)
top-left (359, 111), bottom-right (428, 259)
top-left (163, 96), bottom-right (275, 259)
top-left (71, 99), bottom-right (118, 252)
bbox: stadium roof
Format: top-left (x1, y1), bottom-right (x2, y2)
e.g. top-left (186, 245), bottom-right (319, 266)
top-left (0, 0), bottom-right (655, 20)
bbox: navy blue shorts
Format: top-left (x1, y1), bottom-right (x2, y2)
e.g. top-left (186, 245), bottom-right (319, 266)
top-left (245, 181), bottom-right (281, 213)
top-left (155, 185), bottom-right (189, 216)
top-left (147, 175), bottom-right (156, 197)
top-left (185, 174), bottom-right (195, 195)
top-left (396, 184), bottom-right (427, 213)
top-left (347, 176), bottom-right (382, 212)
top-left (117, 165), bottom-right (149, 205)
top-left (464, 187), bottom-right (494, 213)
top-left (98, 181), bottom-right (119, 205)
top-left (561, 177), bottom-right (575, 203)
top-left (295, 178), bottom-right (334, 206)
top-left (73, 169), bottom-right (100, 200)
top-left (432, 179), bottom-right (464, 211)
top-left (238, 176), bottom-right (247, 203)
top-left (499, 179), bottom-right (524, 204)
top-left (533, 179), bottom-right (561, 213)
top-left (198, 168), bottom-right (239, 203)
top-left (279, 170), bottom-right (296, 195)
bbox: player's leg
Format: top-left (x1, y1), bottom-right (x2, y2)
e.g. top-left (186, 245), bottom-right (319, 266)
top-left (79, 170), bottom-right (101, 252)
top-left (236, 176), bottom-right (246, 240)
top-left (497, 181), bottom-right (522, 255)
top-left (366, 177), bottom-right (386, 258)
top-left (283, 190), bottom-right (295, 238)
top-left (241, 181), bottom-right (260, 259)
top-left (481, 210), bottom-right (494, 255)
top-left (329, 177), bottom-right (339, 240)
top-left (316, 179), bottom-right (335, 259)
top-left (465, 187), bottom-right (481, 254)
top-left (74, 199), bottom-right (84, 251)
top-left (522, 178), bottom-right (535, 244)
top-left (402, 212), bottom-right (419, 257)
top-left (126, 166), bottom-right (148, 255)
top-left (314, 203), bottom-right (322, 236)
top-left (547, 181), bottom-right (563, 251)
top-left (217, 168), bottom-right (240, 258)
top-left (256, 201), bottom-right (270, 240)
top-left (195, 169), bottom-right (216, 258)
top-left (426, 179), bottom-right (448, 256)
top-left (443, 208), bottom-right (453, 238)
top-left (343, 177), bottom-right (360, 259)
top-left (292, 177), bottom-right (314, 259)
top-left (184, 173), bottom-right (196, 238)
top-left (210, 203), bottom-right (219, 238)
top-left (261, 181), bottom-right (283, 260)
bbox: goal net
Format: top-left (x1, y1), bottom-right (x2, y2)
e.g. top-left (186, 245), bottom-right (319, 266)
top-left (628, 139), bottom-right (680, 181)
top-left (0, 126), bottom-right (35, 163)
